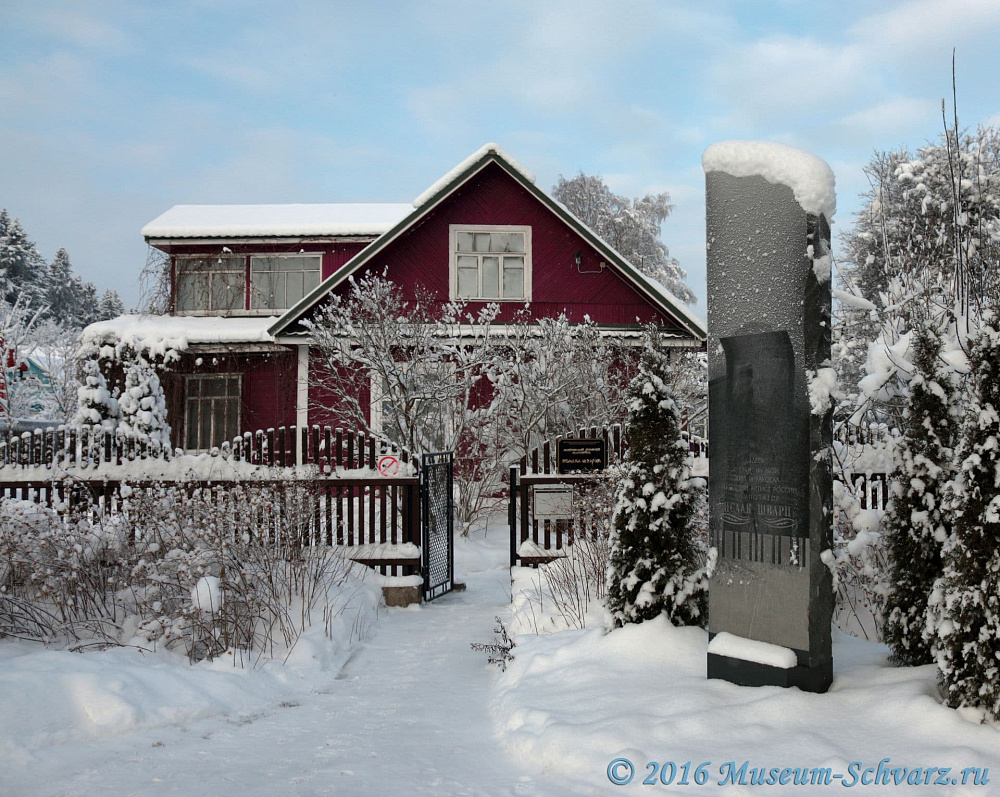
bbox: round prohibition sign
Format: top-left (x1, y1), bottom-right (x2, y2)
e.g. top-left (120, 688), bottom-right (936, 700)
top-left (377, 455), bottom-right (400, 477)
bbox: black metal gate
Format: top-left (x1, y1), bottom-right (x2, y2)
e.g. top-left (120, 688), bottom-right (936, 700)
top-left (420, 451), bottom-right (454, 600)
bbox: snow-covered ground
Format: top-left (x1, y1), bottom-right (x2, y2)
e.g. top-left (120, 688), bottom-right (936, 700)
top-left (0, 528), bottom-right (564, 796)
top-left (2, 523), bottom-right (999, 795)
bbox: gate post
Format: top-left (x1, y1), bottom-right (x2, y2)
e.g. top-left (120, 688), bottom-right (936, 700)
top-left (509, 464), bottom-right (519, 567)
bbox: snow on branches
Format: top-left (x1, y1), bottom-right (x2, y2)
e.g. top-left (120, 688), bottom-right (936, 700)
top-left (882, 325), bottom-right (958, 666)
top-left (927, 314), bottom-right (1000, 720)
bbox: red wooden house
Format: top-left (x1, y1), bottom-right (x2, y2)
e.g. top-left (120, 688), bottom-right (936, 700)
top-left (83, 144), bottom-right (706, 456)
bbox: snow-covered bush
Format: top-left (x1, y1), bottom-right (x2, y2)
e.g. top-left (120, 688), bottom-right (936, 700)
top-left (606, 331), bottom-right (713, 627)
top-left (0, 480), bottom-right (358, 664)
top-left (927, 314), bottom-right (1000, 719)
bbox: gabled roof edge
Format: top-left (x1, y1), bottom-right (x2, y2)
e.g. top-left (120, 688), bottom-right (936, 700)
top-left (269, 147), bottom-right (706, 341)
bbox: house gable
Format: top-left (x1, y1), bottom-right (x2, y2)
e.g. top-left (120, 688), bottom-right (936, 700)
top-left (270, 146), bottom-right (706, 342)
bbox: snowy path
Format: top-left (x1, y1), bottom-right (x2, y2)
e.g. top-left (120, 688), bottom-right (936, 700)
top-left (3, 546), bottom-right (567, 796)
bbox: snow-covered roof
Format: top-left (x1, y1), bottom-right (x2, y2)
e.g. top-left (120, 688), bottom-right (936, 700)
top-left (412, 143), bottom-right (535, 208)
top-left (81, 315), bottom-right (278, 358)
top-left (702, 141), bottom-right (836, 220)
top-left (141, 203), bottom-right (413, 239)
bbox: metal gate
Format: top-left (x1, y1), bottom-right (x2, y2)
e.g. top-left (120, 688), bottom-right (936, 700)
top-left (420, 451), bottom-right (454, 600)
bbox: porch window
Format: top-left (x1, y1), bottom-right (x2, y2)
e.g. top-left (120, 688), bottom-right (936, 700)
top-left (250, 254), bottom-right (322, 310)
top-left (450, 225), bottom-right (531, 301)
top-left (175, 256), bottom-right (245, 313)
top-left (185, 374), bottom-right (241, 450)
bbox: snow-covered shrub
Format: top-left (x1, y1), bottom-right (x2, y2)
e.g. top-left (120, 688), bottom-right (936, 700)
top-left (74, 357), bottom-right (120, 429)
top-left (927, 315), bottom-right (1000, 719)
top-left (606, 331), bottom-right (713, 628)
top-left (470, 616), bottom-right (515, 671)
top-left (115, 481), bottom-right (356, 663)
top-left (0, 480), bottom-right (358, 664)
top-left (0, 496), bottom-right (130, 642)
top-left (882, 324), bottom-right (957, 665)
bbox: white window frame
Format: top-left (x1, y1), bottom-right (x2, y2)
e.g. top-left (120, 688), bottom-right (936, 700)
top-left (184, 373), bottom-right (242, 451)
top-left (449, 224), bottom-right (531, 302)
top-left (174, 255), bottom-right (247, 315)
top-left (249, 253), bottom-right (323, 312)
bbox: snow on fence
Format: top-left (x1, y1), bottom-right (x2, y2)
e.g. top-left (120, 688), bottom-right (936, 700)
top-left (841, 471), bottom-right (889, 511)
top-left (0, 424), bottom-right (413, 474)
top-left (0, 425), bottom-right (422, 577)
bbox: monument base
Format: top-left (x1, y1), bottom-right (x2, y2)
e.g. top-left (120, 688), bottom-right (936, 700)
top-left (707, 652), bottom-right (832, 694)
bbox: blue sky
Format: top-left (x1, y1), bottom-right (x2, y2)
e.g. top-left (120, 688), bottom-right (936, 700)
top-left (2, 0), bottom-right (999, 320)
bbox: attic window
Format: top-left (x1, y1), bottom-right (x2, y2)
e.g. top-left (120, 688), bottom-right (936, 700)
top-left (449, 225), bottom-right (531, 301)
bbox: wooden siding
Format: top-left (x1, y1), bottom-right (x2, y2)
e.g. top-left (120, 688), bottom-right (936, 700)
top-left (325, 162), bottom-right (688, 334)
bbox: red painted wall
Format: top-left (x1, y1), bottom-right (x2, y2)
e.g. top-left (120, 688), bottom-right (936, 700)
top-left (164, 351), bottom-right (297, 448)
top-left (328, 162), bottom-right (688, 334)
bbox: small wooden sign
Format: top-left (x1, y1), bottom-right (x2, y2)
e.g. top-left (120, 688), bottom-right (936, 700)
top-left (557, 437), bottom-right (607, 474)
top-left (533, 485), bottom-right (574, 520)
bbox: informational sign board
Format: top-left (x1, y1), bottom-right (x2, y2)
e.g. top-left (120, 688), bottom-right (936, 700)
top-left (533, 485), bottom-right (574, 520)
top-left (377, 455), bottom-right (400, 477)
top-left (556, 438), bottom-right (606, 474)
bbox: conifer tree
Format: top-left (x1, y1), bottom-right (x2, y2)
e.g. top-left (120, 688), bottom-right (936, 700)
top-left (0, 209), bottom-right (48, 308)
top-left (606, 331), bottom-right (710, 626)
top-left (927, 314), bottom-right (1000, 719)
top-left (97, 289), bottom-right (126, 321)
top-left (882, 323), bottom-right (956, 665)
top-left (117, 358), bottom-right (170, 446)
top-left (46, 248), bottom-right (79, 322)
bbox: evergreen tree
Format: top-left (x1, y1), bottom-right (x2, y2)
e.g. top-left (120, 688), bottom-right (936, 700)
top-left (882, 323), bottom-right (957, 665)
top-left (75, 280), bottom-right (99, 326)
top-left (552, 173), bottom-right (696, 305)
top-left (0, 209), bottom-right (48, 308)
top-left (606, 331), bottom-right (710, 627)
top-left (97, 289), bottom-right (126, 321)
top-left (46, 248), bottom-right (80, 323)
top-left (927, 313), bottom-right (1000, 719)
top-left (117, 358), bottom-right (170, 446)
top-left (73, 358), bottom-right (120, 429)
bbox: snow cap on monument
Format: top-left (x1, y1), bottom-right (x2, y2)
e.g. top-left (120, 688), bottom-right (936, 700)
top-left (703, 140), bottom-right (837, 221)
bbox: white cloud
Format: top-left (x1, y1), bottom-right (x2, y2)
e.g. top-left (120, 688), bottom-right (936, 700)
top-left (710, 35), bottom-right (870, 128)
top-left (849, 0), bottom-right (1000, 52)
top-left (834, 97), bottom-right (939, 140)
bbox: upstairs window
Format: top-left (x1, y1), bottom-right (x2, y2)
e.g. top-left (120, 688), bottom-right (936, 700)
top-left (175, 256), bottom-right (245, 313)
top-left (450, 225), bottom-right (530, 301)
top-left (185, 374), bottom-right (241, 450)
top-left (250, 254), bottom-right (322, 311)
